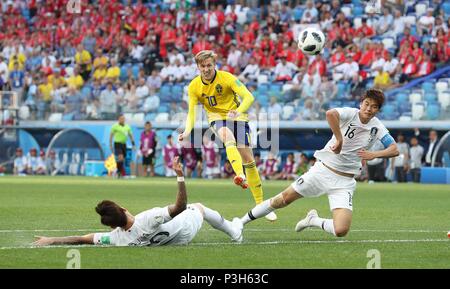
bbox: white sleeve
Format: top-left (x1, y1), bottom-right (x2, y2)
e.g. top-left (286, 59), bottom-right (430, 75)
top-left (141, 207), bottom-right (172, 229)
top-left (334, 107), bottom-right (356, 124)
top-left (93, 232), bottom-right (114, 245)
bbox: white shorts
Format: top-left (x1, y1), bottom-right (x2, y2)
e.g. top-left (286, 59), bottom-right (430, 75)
top-left (290, 161), bottom-right (356, 211)
top-left (168, 204), bottom-right (203, 245)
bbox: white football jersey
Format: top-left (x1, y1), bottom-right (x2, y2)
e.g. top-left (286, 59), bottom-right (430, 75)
top-left (93, 207), bottom-right (184, 247)
top-left (314, 107), bottom-right (392, 174)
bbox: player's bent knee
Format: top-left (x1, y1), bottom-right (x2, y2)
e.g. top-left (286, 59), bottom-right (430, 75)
top-left (192, 203), bottom-right (205, 215)
top-left (334, 227), bottom-right (350, 237)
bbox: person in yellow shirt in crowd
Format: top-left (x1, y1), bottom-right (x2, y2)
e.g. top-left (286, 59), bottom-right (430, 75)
top-left (93, 62), bottom-right (108, 81)
top-left (66, 66), bottom-right (84, 89)
top-left (373, 66), bottom-right (393, 90)
top-left (93, 48), bottom-right (108, 70)
top-left (75, 44), bottom-right (92, 81)
top-left (178, 50), bottom-right (277, 222)
top-left (37, 76), bottom-right (53, 119)
top-left (106, 58), bottom-right (121, 84)
top-left (8, 45), bottom-right (26, 71)
top-left (48, 68), bottom-right (66, 88)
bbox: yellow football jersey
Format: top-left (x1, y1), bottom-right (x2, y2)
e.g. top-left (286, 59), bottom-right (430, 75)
top-left (185, 70), bottom-right (254, 134)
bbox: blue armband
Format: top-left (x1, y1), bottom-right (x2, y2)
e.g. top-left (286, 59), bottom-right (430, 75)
top-left (380, 134), bottom-right (395, 148)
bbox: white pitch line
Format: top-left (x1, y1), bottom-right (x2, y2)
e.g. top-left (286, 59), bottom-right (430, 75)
top-left (0, 239), bottom-right (448, 250)
top-left (0, 228), bottom-right (447, 233)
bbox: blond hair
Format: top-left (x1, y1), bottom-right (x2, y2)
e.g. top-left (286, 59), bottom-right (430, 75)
top-left (194, 50), bottom-right (217, 65)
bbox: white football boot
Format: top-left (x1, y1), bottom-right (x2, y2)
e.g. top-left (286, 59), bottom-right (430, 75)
top-left (295, 209), bottom-right (318, 232)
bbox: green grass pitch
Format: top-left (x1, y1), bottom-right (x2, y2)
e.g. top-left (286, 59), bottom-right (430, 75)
top-left (0, 176), bottom-right (448, 268)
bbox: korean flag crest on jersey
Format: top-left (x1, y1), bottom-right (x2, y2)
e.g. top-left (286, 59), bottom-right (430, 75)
top-left (215, 84), bottom-right (223, 95)
top-left (366, 127), bottom-right (378, 149)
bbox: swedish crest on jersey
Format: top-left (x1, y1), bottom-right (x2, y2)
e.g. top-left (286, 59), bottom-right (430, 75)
top-left (215, 84), bottom-right (223, 95)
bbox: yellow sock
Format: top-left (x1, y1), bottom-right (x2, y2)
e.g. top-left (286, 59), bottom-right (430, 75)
top-left (244, 161), bottom-right (264, 204)
top-left (225, 141), bottom-right (244, 176)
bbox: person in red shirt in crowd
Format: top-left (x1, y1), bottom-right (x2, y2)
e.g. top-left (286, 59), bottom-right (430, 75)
top-left (436, 39), bottom-right (449, 63)
top-left (341, 20), bottom-right (355, 45)
top-left (411, 42), bottom-right (424, 65)
top-left (285, 42), bottom-right (304, 67)
top-left (249, 15), bottom-right (260, 32)
top-left (399, 55), bottom-right (417, 83)
top-left (134, 14), bottom-right (149, 42)
top-left (330, 44), bottom-right (346, 67)
top-left (236, 24), bottom-right (255, 49)
top-left (260, 48), bottom-right (276, 71)
top-left (132, 0), bottom-right (146, 16)
top-left (260, 31), bottom-right (275, 52)
top-left (359, 42), bottom-right (376, 68)
top-left (217, 26), bottom-right (233, 52)
top-left (281, 22), bottom-right (294, 43)
top-left (215, 4), bottom-right (226, 27)
top-left (399, 27), bottom-right (418, 49)
top-left (308, 54), bottom-right (327, 76)
top-left (398, 41), bottom-right (413, 65)
top-left (355, 18), bottom-right (375, 38)
top-left (159, 22), bottom-right (177, 59)
top-left (191, 34), bottom-right (212, 56)
top-left (414, 53), bottom-right (434, 77)
top-left (327, 21), bottom-right (344, 45)
top-left (345, 43), bottom-right (362, 62)
top-left (174, 30), bottom-right (188, 52)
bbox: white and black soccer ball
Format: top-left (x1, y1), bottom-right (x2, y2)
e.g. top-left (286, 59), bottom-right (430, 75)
top-left (297, 27), bottom-right (326, 56)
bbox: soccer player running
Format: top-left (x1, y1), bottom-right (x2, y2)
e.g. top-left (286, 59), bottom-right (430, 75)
top-left (32, 157), bottom-right (243, 247)
top-left (178, 50), bottom-right (277, 221)
top-left (109, 114), bottom-right (136, 177)
top-left (237, 89), bottom-right (399, 238)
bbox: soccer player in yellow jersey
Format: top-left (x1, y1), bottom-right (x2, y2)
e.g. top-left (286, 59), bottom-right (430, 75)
top-left (178, 50), bottom-right (277, 221)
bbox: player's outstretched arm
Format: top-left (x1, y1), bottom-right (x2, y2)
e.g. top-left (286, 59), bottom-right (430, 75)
top-left (326, 109), bottom-right (343, 154)
top-left (358, 143), bottom-right (399, 161)
top-left (167, 156), bottom-right (187, 218)
top-left (32, 234), bottom-right (95, 246)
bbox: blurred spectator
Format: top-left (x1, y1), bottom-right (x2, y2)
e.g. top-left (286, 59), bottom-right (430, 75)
top-left (295, 153), bottom-right (310, 176)
top-left (333, 55), bottom-right (359, 88)
top-left (301, 74), bottom-right (321, 99)
top-left (391, 134), bottom-right (409, 182)
top-left (13, 148), bottom-right (27, 175)
top-left (267, 96), bottom-right (282, 119)
top-left (425, 130), bottom-right (439, 166)
top-left (0, 54), bottom-right (8, 90)
top-left (143, 88), bottom-right (160, 113)
top-left (376, 7), bottom-right (394, 36)
top-left (136, 77), bottom-right (149, 102)
top-left (35, 150), bottom-right (46, 175)
top-left (409, 137), bottom-right (424, 183)
top-left (418, 8), bottom-right (435, 36)
top-left (146, 69), bottom-right (162, 91)
top-left (74, 44), bottom-right (92, 81)
top-left (123, 83), bottom-right (139, 112)
top-left (373, 66), bottom-right (393, 90)
top-left (301, 0), bottom-right (319, 24)
top-left (299, 98), bottom-right (319, 120)
top-left (64, 86), bottom-right (83, 118)
top-left (316, 74), bottom-right (337, 104)
top-left (163, 134), bottom-right (180, 177)
top-left (105, 58), bottom-right (120, 84)
top-left (140, 121), bottom-right (157, 177)
top-left (238, 57), bottom-right (260, 83)
top-left (37, 76), bottom-right (53, 120)
top-left (66, 66), bottom-right (84, 89)
top-left (274, 55), bottom-right (298, 82)
top-left (180, 141), bottom-right (198, 178)
top-left (9, 61), bottom-right (25, 102)
top-left (262, 152), bottom-right (279, 180)
top-left (27, 148), bottom-right (39, 175)
top-left (202, 136), bottom-right (220, 179)
top-left (99, 82), bottom-right (118, 119)
top-left (367, 141), bottom-right (387, 183)
top-left (221, 160), bottom-right (235, 179)
top-left (274, 153), bottom-right (297, 180)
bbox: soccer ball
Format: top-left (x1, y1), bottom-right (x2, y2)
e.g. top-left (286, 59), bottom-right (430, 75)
top-left (297, 27), bottom-right (326, 56)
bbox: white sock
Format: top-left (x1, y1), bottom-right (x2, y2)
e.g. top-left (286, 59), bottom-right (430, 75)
top-left (241, 199), bottom-right (275, 225)
top-left (202, 206), bottom-right (234, 237)
top-left (310, 217), bottom-right (336, 236)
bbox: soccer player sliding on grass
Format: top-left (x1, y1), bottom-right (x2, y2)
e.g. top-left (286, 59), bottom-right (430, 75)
top-left (237, 89), bottom-right (399, 238)
top-left (32, 157), bottom-right (243, 247)
top-left (178, 50), bottom-right (277, 222)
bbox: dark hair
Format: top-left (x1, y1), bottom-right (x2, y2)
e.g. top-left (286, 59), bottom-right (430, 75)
top-left (95, 200), bottom-right (127, 228)
top-left (145, 121), bottom-right (151, 125)
top-left (361, 89), bottom-right (385, 108)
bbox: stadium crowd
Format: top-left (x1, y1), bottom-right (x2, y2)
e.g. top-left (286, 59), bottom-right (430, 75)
top-left (0, 0), bottom-right (449, 124)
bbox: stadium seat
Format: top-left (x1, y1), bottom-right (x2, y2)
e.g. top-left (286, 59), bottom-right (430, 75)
top-left (415, 3), bottom-right (427, 16)
top-left (443, 2), bottom-right (450, 15)
top-left (145, 112), bottom-right (157, 121)
top-left (382, 37), bottom-right (395, 50)
top-left (398, 101), bottom-right (412, 114)
top-left (424, 92), bottom-right (437, 103)
top-left (353, 17), bottom-right (362, 29)
top-left (257, 74), bottom-right (269, 84)
top-left (412, 102), bottom-right (425, 120)
top-left (132, 65), bottom-right (140, 79)
top-left (293, 8), bottom-right (304, 21)
top-left (328, 100), bottom-right (343, 108)
top-left (438, 91), bottom-right (450, 108)
top-left (404, 15), bottom-right (417, 26)
top-left (395, 92), bottom-right (409, 103)
top-left (409, 92), bottom-right (422, 103)
top-left (435, 81), bottom-right (449, 93)
top-left (353, 5), bottom-right (364, 17)
top-left (159, 84), bottom-right (172, 98)
top-left (421, 82), bottom-right (435, 93)
top-left (123, 112), bottom-right (133, 120)
top-left (381, 104), bottom-right (399, 120)
top-left (133, 113), bottom-right (145, 122)
top-left (62, 113), bottom-right (74, 121)
top-left (48, 113), bottom-right (62, 122)
top-left (341, 6), bottom-right (352, 18)
top-left (155, 112), bottom-right (169, 122)
top-left (426, 103), bottom-right (440, 120)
